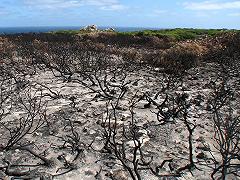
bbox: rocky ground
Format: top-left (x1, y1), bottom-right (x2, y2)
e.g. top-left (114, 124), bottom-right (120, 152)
top-left (0, 60), bottom-right (239, 180)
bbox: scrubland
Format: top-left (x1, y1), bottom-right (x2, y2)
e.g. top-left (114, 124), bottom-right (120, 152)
top-left (0, 31), bottom-right (239, 180)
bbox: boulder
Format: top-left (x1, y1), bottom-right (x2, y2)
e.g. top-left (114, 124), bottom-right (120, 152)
top-left (83, 25), bottom-right (98, 32)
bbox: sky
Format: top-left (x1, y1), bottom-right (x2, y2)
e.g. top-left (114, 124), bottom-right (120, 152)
top-left (0, 0), bottom-right (240, 29)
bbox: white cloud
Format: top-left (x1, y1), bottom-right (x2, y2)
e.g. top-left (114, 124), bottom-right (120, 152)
top-left (23, 0), bottom-right (126, 10)
top-left (100, 4), bottom-right (127, 11)
top-left (24, 0), bottom-right (78, 8)
top-left (229, 12), bottom-right (240, 16)
top-left (184, 1), bottom-right (240, 10)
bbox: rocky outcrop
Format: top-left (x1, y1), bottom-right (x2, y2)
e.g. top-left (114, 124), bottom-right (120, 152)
top-left (83, 25), bottom-right (98, 32)
top-left (82, 25), bottom-right (115, 33)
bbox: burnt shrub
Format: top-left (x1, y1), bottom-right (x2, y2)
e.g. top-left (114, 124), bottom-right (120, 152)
top-left (204, 32), bottom-right (240, 64)
top-left (146, 42), bottom-right (205, 72)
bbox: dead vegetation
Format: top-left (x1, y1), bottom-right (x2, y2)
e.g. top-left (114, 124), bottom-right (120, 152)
top-left (0, 32), bottom-right (239, 179)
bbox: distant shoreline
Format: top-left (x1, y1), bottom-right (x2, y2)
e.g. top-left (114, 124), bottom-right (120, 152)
top-left (0, 26), bottom-right (162, 35)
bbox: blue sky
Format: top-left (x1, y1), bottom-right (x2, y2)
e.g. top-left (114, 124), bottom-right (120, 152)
top-left (0, 0), bottom-right (240, 28)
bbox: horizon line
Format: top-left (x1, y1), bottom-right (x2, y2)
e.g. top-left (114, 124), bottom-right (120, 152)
top-left (0, 26), bottom-right (239, 30)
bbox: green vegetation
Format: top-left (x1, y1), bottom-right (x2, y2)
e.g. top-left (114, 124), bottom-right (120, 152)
top-left (118, 28), bottom-right (240, 40)
top-left (49, 28), bottom-right (240, 41)
top-left (49, 30), bottom-right (80, 35)
top-left (49, 29), bottom-right (93, 35)
top-left (49, 29), bottom-right (115, 35)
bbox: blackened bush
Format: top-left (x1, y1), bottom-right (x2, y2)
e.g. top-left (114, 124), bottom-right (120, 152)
top-left (152, 42), bottom-right (205, 71)
top-left (204, 32), bottom-right (240, 65)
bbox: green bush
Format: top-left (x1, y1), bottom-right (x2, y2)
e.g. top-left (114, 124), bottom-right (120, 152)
top-left (49, 28), bottom-right (240, 41)
top-left (117, 28), bottom-right (240, 41)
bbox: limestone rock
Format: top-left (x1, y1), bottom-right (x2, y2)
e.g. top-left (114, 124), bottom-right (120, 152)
top-left (83, 25), bottom-right (98, 32)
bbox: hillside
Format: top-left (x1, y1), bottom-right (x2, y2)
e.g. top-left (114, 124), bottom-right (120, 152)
top-left (0, 31), bottom-right (239, 180)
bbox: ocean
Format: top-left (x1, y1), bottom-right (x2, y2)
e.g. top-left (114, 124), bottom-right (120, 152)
top-left (0, 26), bottom-right (160, 35)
